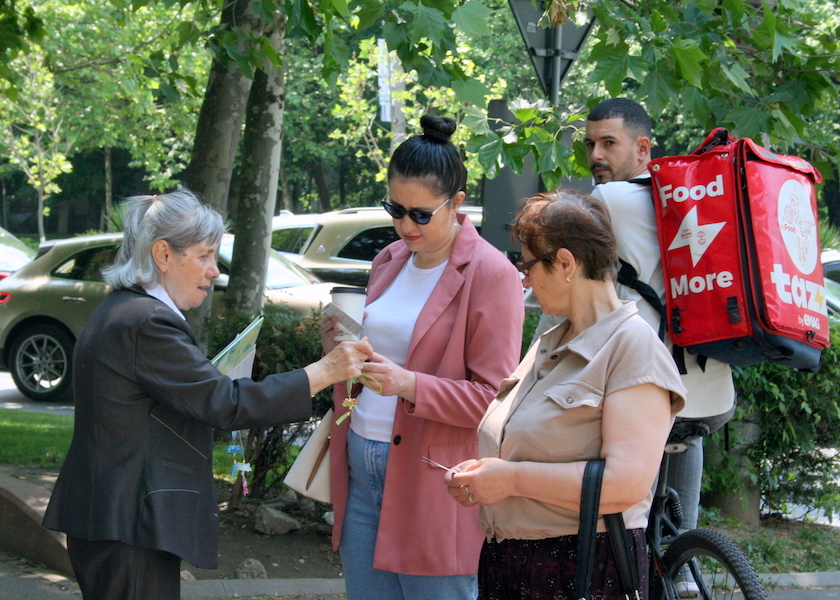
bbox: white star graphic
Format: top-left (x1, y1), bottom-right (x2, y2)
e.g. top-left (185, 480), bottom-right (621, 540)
top-left (667, 206), bottom-right (726, 267)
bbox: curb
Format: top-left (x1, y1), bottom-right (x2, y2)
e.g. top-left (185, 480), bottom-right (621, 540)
top-left (182, 577), bottom-right (346, 598)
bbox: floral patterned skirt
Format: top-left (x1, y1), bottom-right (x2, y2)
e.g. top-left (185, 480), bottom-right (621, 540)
top-left (478, 530), bottom-right (648, 600)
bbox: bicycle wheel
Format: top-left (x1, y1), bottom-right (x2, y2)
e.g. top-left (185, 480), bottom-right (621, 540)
top-left (661, 528), bottom-right (766, 600)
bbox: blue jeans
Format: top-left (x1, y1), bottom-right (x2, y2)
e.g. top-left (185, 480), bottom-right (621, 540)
top-left (667, 435), bottom-right (702, 531)
top-left (340, 429), bottom-right (478, 600)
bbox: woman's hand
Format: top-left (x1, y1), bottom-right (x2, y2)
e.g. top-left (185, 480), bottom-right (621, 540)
top-left (320, 314), bottom-right (341, 354)
top-left (360, 352), bottom-right (416, 400)
top-left (444, 457), bottom-right (515, 507)
top-left (304, 338), bottom-right (373, 396)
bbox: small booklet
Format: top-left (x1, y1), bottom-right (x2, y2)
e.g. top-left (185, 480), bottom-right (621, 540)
top-left (324, 302), bottom-right (364, 340)
top-left (211, 316), bottom-right (264, 378)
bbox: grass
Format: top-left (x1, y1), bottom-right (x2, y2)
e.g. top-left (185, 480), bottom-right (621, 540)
top-left (0, 408), bottom-right (73, 468)
top-left (702, 510), bottom-right (840, 574)
top-left (0, 408), bottom-right (246, 476)
top-left (2, 408), bottom-right (840, 574)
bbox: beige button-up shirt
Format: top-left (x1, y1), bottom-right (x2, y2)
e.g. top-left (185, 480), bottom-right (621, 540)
top-left (478, 302), bottom-right (686, 541)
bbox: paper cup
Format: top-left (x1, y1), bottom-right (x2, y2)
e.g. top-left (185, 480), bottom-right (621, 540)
top-left (331, 287), bottom-right (366, 341)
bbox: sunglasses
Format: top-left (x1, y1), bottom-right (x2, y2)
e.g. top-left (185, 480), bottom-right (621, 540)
top-left (516, 248), bottom-right (560, 276)
top-left (381, 196), bottom-right (452, 225)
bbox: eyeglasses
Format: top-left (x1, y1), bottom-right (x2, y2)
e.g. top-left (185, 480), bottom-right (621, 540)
top-left (516, 248), bottom-right (560, 276)
top-left (381, 196), bottom-right (452, 225)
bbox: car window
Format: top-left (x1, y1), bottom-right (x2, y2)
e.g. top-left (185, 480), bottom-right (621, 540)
top-left (218, 237), bottom-right (321, 288)
top-left (824, 261), bottom-right (840, 284)
top-left (336, 227), bottom-right (400, 262)
top-left (52, 246), bottom-right (119, 282)
top-left (0, 244), bottom-right (34, 272)
top-left (272, 225), bottom-right (316, 254)
top-left (825, 277), bottom-right (840, 316)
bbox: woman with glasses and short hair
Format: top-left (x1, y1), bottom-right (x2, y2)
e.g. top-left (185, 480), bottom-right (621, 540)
top-left (320, 114), bottom-right (525, 600)
top-left (444, 189), bottom-right (686, 600)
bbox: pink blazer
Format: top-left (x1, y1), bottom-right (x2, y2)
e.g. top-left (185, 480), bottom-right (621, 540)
top-left (329, 215), bottom-right (524, 575)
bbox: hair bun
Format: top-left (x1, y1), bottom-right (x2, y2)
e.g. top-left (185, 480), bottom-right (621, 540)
top-left (421, 114), bottom-right (456, 143)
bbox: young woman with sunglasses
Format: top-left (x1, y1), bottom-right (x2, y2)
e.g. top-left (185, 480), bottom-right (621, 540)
top-left (321, 114), bottom-right (525, 600)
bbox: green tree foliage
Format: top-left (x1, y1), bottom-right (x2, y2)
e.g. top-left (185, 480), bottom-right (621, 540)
top-left (463, 0), bottom-right (840, 190)
top-left (0, 52), bottom-right (74, 241)
top-left (0, 0), bottom-right (45, 97)
top-left (705, 320), bottom-right (840, 519)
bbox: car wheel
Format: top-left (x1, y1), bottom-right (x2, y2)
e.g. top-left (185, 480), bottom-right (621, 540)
top-left (9, 323), bottom-right (74, 403)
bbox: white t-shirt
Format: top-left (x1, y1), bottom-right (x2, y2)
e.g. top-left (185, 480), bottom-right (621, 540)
top-left (350, 257), bottom-right (448, 442)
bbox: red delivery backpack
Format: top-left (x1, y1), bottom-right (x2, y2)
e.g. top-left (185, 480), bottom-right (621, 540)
top-left (646, 127), bottom-right (828, 370)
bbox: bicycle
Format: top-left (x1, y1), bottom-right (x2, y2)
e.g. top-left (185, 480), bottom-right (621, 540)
top-left (645, 420), bottom-right (767, 600)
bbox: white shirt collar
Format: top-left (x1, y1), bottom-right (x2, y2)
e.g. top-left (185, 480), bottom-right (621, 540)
top-left (143, 282), bottom-right (186, 320)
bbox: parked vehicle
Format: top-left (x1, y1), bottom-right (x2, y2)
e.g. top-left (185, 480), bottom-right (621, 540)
top-left (272, 206), bottom-right (483, 287)
top-left (0, 226), bottom-right (36, 280)
top-left (0, 232), bottom-right (336, 402)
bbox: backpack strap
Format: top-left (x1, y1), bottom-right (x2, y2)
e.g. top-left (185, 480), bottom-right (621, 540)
top-left (617, 259), bottom-right (666, 340)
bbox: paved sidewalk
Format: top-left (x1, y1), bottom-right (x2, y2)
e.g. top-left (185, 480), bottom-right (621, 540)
top-left (4, 551), bottom-right (840, 600)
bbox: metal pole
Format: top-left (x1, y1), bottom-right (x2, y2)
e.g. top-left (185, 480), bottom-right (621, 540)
top-left (550, 24), bottom-right (562, 106)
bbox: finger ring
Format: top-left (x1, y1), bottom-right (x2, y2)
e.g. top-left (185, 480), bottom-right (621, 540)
top-left (465, 486), bottom-right (473, 503)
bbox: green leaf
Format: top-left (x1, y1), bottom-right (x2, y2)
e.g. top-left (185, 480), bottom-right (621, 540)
top-left (589, 52), bottom-right (631, 97)
top-left (534, 138), bottom-right (570, 174)
top-left (752, 3), bottom-right (776, 53)
top-left (639, 64), bottom-right (676, 117)
top-left (682, 87), bottom-right (714, 128)
top-left (572, 138), bottom-right (589, 175)
top-left (321, 0), bottom-right (351, 19)
top-left (720, 61), bottom-right (753, 95)
top-left (451, 78), bottom-right (490, 109)
top-left (355, 0), bottom-right (384, 30)
top-left (452, 0), bottom-right (493, 37)
top-left (477, 136), bottom-right (504, 179)
top-left (723, 106), bottom-right (770, 139)
top-left (669, 38), bottom-right (707, 89)
top-left (406, 3), bottom-right (448, 48)
top-left (288, 0), bottom-right (321, 40)
top-left (500, 141), bottom-right (530, 175)
top-left (461, 107), bottom-right (492, 136)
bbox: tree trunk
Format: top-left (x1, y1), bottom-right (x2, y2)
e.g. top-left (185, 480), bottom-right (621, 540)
top-left (224, 14), bottom-right (287, 316)
top-left (279, 159), bottom-right (292, 213)
top-left (824, 165), bottom-right (840, 229)
top-left (703, 416), bottom-right (762, 527)
top-left (36, 184), bottom-right (46, 243)
top-left (313, 163), bottom-right (330, 212)
top-left (183, 0), bottom-right (265, 215)
top-left (103, 146), bottom-right (113, 231)
top-left (1, 178), bottom-right (7, 230)
top-left (182, 0), bottom-right (265, 337)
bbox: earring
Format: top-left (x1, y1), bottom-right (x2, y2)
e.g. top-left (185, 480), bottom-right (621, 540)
top-left (565, 273), bottom-right (571, 283)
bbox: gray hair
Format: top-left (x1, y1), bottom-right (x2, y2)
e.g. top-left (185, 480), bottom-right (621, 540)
top-left (103, 190), bottom-right (226, 289)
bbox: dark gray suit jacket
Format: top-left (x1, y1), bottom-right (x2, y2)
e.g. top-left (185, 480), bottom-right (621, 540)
top-left (43, 287), bottom-right (311, 568)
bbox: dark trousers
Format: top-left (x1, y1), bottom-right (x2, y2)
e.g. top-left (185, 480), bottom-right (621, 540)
top-left (67, 537), bottom-right (181, 600)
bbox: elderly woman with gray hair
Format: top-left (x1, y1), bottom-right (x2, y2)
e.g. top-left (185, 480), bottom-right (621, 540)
top-left (43, 190), bottom-right (372, 600)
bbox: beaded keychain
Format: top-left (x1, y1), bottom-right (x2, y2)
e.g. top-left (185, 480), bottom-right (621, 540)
top-left (335, 374), bottom-right (382, 425)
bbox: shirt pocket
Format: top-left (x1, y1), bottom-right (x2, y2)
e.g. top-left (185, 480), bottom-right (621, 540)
top-left (543, 381), bottom-right (605, 410)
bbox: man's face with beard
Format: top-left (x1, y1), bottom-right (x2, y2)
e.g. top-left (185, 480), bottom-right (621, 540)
top-left (584, 117), bottom-right (649, 184)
